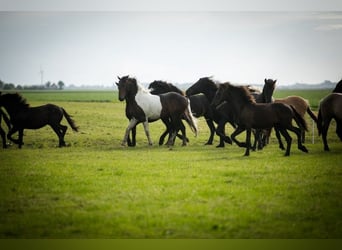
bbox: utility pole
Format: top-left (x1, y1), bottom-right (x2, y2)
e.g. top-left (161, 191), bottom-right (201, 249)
top-left (39, 65), bottom-right (44, 86)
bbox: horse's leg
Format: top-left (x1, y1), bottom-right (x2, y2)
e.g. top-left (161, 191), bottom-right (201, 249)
top-left (127, 125), bottom-right (137, 147)
top-left (274, 127), bottom-right (285, 150)
top-left (122, 118), bottom-right (138, 146)
top-left (7, 127), bottom-right (20, 145)
top-left (216, 120), bottom-right (232, 146)
top-left (301, 129), bottom-right (305, 143)
top-left (159, 118), bottom-right (171, 145)
top-left (142, 120), bottom-right (153, 146)
top-left (321, 117), bottom-right (332, 151)
top-left (0, 126), bottom-right (7, 148)
top-left (205, 117), bottom-right (216, 145)
top-left (276, 127), bottom-right (292, 156)
top-left (231, 126), bottom-right (247, 148)
top-left (50, 124), bottom-right (65, 147)
top-left (17, 129), bottom-right (24, 149)
top-left (286, 125), bottom-right (308, 154)
top-left (244, 129), bottom-right (252, 156)
top-left (179, 120), bottom-right (187, 146)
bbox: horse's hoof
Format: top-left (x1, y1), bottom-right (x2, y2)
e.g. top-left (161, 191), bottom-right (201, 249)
top-left (224, 137), bottom-right (232, 144)
top-left (216, 144), bottom-right (225, 148)
top-left (204, 142), bottom-right (213, 145)
top-left (298, 145), bottom-right (308, 153)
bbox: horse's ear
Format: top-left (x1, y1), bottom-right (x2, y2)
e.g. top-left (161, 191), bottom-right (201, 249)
top-left (115, 82), bottom-right (119, 87)
top-left (264, 78), bottom-right (267, 83)
top-left (117, 76), bottom-right (121, 81)
top-left (274, 79), bottom-right (277, 83)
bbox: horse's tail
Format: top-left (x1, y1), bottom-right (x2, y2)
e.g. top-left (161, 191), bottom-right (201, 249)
top-left (317, 108), bottom-right (323, 136)
top-left (291, 105), bottom-right (308, 132)
top-left (306, 106), bottom-right (318, 123)
top-left (184, 101), bottom-right (198, 137)
top-left (62, 108), bottom-right (79, 132)
top-left (336, 119), bottom-right (342, 141)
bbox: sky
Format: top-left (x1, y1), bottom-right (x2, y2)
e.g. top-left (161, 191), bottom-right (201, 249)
top-left (0, 1), bottom-right (341, 86)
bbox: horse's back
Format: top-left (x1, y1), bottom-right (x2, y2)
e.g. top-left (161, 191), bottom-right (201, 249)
top-left (320, 93), bottom-right (342, 118)
top-left (274, 96), bottom-right (309, 116)
top-left (135, 90), bottom-right (162, 119)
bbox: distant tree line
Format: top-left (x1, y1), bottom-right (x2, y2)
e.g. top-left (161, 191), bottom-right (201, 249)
top-left (0, 79), bottom-right (65, 90)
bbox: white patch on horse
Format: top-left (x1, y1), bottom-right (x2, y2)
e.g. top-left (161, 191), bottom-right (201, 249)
top-left (135, 84), bottom-right (162, 120)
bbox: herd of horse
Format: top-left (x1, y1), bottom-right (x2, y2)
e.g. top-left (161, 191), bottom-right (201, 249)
top-left (0, 77), bottom-right (341, 156)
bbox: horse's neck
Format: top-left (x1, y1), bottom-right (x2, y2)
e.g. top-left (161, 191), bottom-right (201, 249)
top-left (204, 88), bottom-right (217, 102)
top-left (1, 103), bottom-right (23, 117)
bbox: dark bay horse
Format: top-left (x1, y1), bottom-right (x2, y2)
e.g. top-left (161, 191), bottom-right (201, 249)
top-left (149, 80), bottom-right (216, 145)
top-left (116, 76), bottom-right (198, 146)
top-left (0, 108), bottom-right (11, 148)
top-left (186, 77), bottom-right (234, 147)
top-left (317, 92), bottom-right (342, 151)
top-left (0, 93), bottom-right (78, 148)
top-left (212, 83), bottom-right (309, 156)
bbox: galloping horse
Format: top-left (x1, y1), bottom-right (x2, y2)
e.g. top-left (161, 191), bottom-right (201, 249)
top-left (148, 80), bottom-right (189, 145)
top-left (317, 92), bottom-right (342, 151)
top-left (0, 93), bottom-right (78, 148)
top-left (149, 80), bottom-right (217, 145)
top-left (186, 77), bottom-right (234, 147)
top-left (116, 76), bottom-right (198, 146)
top-left (212, 82), bottom-right (309, 156)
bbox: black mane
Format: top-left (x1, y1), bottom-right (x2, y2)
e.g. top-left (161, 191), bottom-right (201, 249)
top-left (226, 83), bottom-right (256, 104)
top-left (0, 93), bottom-right (30, 109)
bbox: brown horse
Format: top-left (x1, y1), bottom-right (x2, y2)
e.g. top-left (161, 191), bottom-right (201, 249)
top-left (116, 76), bottom-right (197, 146)
top-left (274, 96), bottom-right (317, 142)
top-left (212, 82), bottom-right (309, 156)
top-left (317, 93), bottom-right (342, 151)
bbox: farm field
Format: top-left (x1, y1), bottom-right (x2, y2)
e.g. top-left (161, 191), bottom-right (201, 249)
top-left (0, 89), bottom-right (341, 238)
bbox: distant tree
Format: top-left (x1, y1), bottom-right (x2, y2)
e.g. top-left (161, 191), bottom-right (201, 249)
top-left (16, 85), bottom-right (23, 90)
top-left (51, 83), bottom-right (58, 89)
top-left (45, 81), bottom-right (51, 89)
top-left (3, 83), bottom-right (15, 90)
top-left (0, 79), bottom-right (4, 89)
top-left (57, 81), bottom-right (65, 90)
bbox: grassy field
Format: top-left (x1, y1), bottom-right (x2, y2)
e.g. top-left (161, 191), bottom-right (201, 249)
top-left (0, 89), bottom-right (341, 238)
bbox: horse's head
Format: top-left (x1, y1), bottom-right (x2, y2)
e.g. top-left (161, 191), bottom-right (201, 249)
top-left (148, 80), bottom-right (169, 95)
top-left (116, 75), bottom-right (137, 101)
top-left (186, 76), bottom-right (217, 97)
top-left (263, 79), bottom-right (276, 103)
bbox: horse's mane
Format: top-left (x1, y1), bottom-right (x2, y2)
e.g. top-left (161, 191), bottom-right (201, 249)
top-left (333, 78), bottom-right (342, 93)
top-left (227, 83), bottom-right (256, 104)
top-left (149, 80), bottom-right (184, 95)
top-left (1, 93), bottom-right (30, 109)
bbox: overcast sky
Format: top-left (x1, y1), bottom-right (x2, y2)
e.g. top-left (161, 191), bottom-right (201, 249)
top-left (0, 1), bottom-right (341, 86)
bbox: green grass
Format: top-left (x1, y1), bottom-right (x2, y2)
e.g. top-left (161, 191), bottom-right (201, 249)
top-left (0, 90), bottom-right (341, 238)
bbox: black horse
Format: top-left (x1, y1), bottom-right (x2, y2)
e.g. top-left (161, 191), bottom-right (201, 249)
top-left (0, 107), bottom-right (11, 148)
top-left (148, 80), bottom-right (217, 145)
top-left (186, 77), bottom-right (234, 147)
top-left (116, 76), bottom-right (197, 147)
top-left (212, 82), bottom-right (309, 156)
top-left (0, 93), bottom-right (78, 148)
